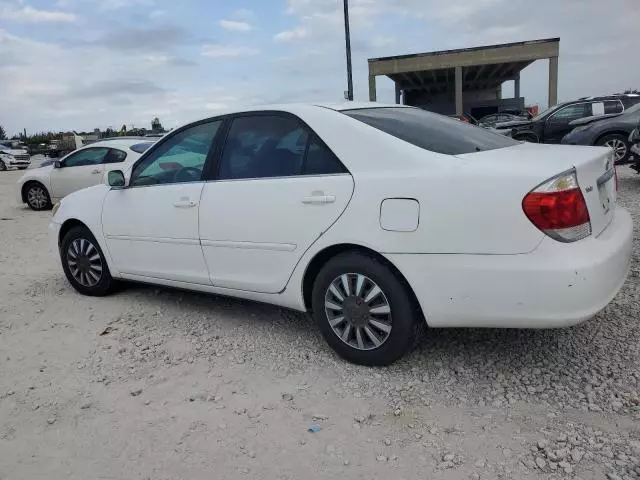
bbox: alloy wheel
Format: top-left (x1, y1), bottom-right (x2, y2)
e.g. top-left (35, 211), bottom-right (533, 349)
top-left (324, 273), bottom-right (393, 351)
top-left (604, 138), bottom-right (627, 162)
top-left (27, 185), bottom-right (48, 209)
top-left (66, 238), bottom-right (103, 287)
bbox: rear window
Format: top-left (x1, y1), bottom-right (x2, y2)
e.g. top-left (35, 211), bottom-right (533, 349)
top-left (130, 142), bottom-right (154, 154)
top-left (342, 107), bottom-right (518, 155)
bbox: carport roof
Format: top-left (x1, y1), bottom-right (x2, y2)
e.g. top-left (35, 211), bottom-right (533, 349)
top-left (368, 38), bottom-right (560, 95)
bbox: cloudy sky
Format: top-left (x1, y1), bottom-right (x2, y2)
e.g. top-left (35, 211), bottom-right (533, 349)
top-left (0, 0), bottom-right (638, 135)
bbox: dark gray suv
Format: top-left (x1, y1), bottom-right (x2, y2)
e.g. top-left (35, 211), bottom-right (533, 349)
top-left (561, 103), bottom-right (640, 164)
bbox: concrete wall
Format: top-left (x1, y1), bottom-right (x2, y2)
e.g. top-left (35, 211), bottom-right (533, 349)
top-left (405, 89), bottom-right (524, 116)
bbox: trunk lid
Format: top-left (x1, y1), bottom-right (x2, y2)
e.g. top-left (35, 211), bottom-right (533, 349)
top-left (456, 143), bottom-right (616, 239)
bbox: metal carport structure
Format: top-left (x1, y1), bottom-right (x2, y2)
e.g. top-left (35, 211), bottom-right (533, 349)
top-left (367, 38), bottom-right (560, 116)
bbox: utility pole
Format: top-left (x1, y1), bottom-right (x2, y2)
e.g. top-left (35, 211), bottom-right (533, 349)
top-left (343, 0), bottom-right (354, 101)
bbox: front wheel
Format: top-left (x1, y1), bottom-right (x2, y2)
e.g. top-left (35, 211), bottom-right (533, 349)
top-left (0, 160), bottom-right (6, 171)
top-left (597, 134), bottom-right (630, 164)
top-left (311, 251), bottom-right (421, 366)
top-left (24, 182), bottom-right (52, 211)
top-left (60, 226), bottom-right (115, 296)
top-left (18, 166), bottom-right (28, 170)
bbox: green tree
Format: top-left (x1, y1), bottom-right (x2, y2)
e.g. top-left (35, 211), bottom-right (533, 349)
top-left (0, 125), bottom-right (7, 140)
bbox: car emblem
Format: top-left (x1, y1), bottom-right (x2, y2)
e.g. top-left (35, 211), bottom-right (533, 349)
top-left (585, 185), bottom-right (594, 193)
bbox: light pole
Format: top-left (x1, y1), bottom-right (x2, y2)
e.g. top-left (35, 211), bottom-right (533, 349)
top-left (343, 0), bottom-right (354, 101)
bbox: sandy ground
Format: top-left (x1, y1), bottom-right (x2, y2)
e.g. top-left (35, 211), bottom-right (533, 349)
top-left (1, 164), bottom-right (639, 480)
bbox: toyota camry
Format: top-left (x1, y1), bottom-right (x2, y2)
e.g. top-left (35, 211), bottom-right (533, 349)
top-left (49, 103), bottom-right (633, 365)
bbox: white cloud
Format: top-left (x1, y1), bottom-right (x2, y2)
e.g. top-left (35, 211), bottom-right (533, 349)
top-left (0, 4), bottom-right (77, 22)
top-left (274, 27), bottom-right (308, 42)
top-left (219, 19), bottom-right (252, 32)
top-left (201, 44), bottom-right (259, 58)
top-left (101, 0), bottom-right (154, 9)
top-left (148, 9), bottom-right (165, 18)
top-left (233, 8), bottom-right (254, 19)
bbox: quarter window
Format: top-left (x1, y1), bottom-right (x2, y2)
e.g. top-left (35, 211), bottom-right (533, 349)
top-left (130, 121), bottom-right (221, 187)
top-left (63, 148), bottom-right (110, 167)
top-left (604, 100), bottom-right (623, 114)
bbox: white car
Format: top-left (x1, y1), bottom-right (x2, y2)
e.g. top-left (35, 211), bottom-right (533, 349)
top-left (16, 139), bottom-right (153, 210)
top-left (49, 103), bottom-right (633, 365)
top-left (0, 144), bottom-right (31, 171)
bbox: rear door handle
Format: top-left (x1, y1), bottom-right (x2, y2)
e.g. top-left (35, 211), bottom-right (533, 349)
top-left (91, 169), bottom-right (101, 175)
top-left (302, 195), bottom-right (336, 205)
top-left (173, 200), bottom-right (197, 208)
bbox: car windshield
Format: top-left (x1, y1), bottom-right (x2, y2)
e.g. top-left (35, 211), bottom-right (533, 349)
top-left (342, 107), bottom-right (518, 155)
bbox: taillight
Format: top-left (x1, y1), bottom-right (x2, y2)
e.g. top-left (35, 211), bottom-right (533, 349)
top-left (522, 169), bottom-right (591, 243)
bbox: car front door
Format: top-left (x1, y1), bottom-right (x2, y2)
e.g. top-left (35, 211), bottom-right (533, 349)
top-left (101, 120), bottom-right (223, 284)
top-left (544, 103), bottom-right (590, 143)
top-left (199, 113), bottom-right (355, 293)
top-left (50, 147), bottom-right (110, 198)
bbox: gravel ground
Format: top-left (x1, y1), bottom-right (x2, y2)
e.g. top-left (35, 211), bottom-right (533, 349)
top-left (0, 166), bottom-right (639, 480)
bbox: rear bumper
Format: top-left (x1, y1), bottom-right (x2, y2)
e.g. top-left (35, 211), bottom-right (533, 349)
top-left (386, 206), bottom-right (633, 328)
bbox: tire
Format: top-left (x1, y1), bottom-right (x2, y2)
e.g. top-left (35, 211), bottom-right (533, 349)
top-left (311, 251), bottom-right (421, 366)
top-left (597, 134), bottom-right (630, 164)
top-left (24, 182), bottom-right (52, 211)
top-left (18, 166), bottom-right (28, 170)
top-left (60, 226), bottom-right (115, 296)
top-left (0, 160), bottom-right (6, 171)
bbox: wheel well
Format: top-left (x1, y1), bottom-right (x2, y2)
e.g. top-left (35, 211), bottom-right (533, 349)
top-left (58, 219), bottom-right (89, 247)
top-left (301, 244), bottom-right (423, 319)
top-left (595, 131), bottom-right (629, 145)
top-left (513, 131), bottom-right (539, 142)
top-left (21, 180), bottom-right (47, 203)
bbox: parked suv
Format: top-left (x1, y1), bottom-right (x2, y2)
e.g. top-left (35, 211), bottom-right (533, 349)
top-left (562, 103), bottom-right (640, 164)
top-left (0, 141), bottom-right (31, 171)
top-left (495, 94), bottom-right (640, 144)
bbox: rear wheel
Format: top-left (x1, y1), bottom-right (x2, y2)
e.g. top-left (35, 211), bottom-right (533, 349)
top-left (597, 134), bottom-right (630, 164)
top-left (311, 251), bottom-right (421, 366)
top-left (60, 226), bottom-right (114, 296)
top-left (24, 182), bottom-right (52, 211)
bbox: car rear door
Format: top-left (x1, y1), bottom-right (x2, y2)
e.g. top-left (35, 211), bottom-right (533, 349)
top-left (49, 147), bottom-right (110, 198)
top-left (199, 113), bottom-right (354, 294)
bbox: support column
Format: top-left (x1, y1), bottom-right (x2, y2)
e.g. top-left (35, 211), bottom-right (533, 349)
top-left (514, 72), bottom-right (521, 99)
top-left (455, 66), bottom-right (463, 116)
top-left (394, 83), bottom-right (401, 104)
top-left (548, 56), bottom-right (558, 107)
top-left (368, 75), bottom-right (377, 102)
top-left (496, 86), bottom-right (502, 100)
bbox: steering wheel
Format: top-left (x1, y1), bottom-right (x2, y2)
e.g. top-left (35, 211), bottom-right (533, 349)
top-left (173, 167), bottom-right (201, 183)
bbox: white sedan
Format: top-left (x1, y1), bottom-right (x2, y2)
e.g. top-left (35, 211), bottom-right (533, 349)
top-left (16, 138), bottom-right (153, 210)
top-left (49, 103), bottom-right (633, 365)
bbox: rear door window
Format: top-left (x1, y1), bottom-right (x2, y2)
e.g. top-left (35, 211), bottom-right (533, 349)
top-left (342, 107), bottom-right (518, 155)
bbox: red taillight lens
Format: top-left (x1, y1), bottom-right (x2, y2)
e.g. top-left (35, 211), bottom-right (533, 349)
top-left (522, 170), bottom-right (591, 243)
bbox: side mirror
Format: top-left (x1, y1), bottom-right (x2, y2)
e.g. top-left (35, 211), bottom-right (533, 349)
top-left (53, 160), bottom-right (62, 169)
top-left (106, 170), bottom-right (127, 188)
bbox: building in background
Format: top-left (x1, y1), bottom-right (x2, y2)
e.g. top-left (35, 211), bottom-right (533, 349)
top-left (367, 38), bottom-right (560, 119)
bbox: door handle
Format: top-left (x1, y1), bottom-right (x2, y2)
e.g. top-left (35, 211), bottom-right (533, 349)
top-left (302, 195), bottom-right (336, 205)
top-left (91, 169), bottom-right (101, 174)
top-left (173, 200), bottom-right (197, 208)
